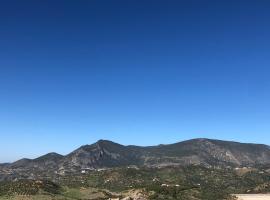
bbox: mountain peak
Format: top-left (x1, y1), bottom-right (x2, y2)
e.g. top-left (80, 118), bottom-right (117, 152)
top-left (96, 139), bottom-right (120, 145)
top-left (4, 138), bottom-right (270, 172)
top-left (34, 152), bottom-right (63, 162)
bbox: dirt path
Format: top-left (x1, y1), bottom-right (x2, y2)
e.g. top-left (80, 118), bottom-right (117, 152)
top-left (235, 194), bottom-right (270, 200)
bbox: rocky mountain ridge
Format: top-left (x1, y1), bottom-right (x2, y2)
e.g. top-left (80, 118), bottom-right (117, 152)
top-left (1, 138), bottom-right (270, 181)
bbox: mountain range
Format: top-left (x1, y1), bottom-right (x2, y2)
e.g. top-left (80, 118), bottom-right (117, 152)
top-left (1, 138), bottom-right (270, 181)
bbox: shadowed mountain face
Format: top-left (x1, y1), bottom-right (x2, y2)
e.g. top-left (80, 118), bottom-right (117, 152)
top-left (1, 138), bottom-right (270, 180)
top-left (60, 140), bottom-right (143, 170)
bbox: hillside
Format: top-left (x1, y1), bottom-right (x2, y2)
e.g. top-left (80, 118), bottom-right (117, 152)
top-left (1, 138), bottom-right (270, 181)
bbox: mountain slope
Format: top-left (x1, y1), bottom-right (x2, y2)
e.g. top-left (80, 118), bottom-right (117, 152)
top-left (9, 153), bottom-right (64, 169)
top-left (60, 140), bottom-right (141, 170)
top-left (1, 138), bottom-right (270, 180)
top-left (140, 138), bottom-right (270, 167)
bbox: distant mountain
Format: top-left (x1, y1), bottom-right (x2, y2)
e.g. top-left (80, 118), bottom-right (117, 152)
top-left (60, 140), bottom-right (142, 170)
top-left (141, 138), bottom-right (270, 167)
top-left (9, 153), bottom-right (63, 169)
top-left (1, 138), bottom-right (270, 180)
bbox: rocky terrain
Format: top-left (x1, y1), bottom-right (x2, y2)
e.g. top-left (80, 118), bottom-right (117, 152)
top-left (1, 138), bottom-right (270, 181)
top-left (1, 138), bottom-right (270, 199)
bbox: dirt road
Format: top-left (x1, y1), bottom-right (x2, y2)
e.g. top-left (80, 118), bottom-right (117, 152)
top-left (235, 194), bottom-right (270, 200)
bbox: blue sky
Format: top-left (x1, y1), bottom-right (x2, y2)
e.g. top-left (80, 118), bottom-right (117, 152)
top-left (0, 0), bottom-right (270, 162)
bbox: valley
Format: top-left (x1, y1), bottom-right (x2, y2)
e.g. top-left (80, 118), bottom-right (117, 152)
top-left (1, 138), bottom-right (270, 199)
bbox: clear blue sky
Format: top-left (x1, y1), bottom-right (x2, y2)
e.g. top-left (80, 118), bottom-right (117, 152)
top-left (0, 0), bottom-right (270, 162)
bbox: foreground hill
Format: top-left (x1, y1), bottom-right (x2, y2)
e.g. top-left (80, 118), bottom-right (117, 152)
top-left (1, 138), bottom-right (270, 181)
top-left (1, 165), bottom-right (270, 200)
